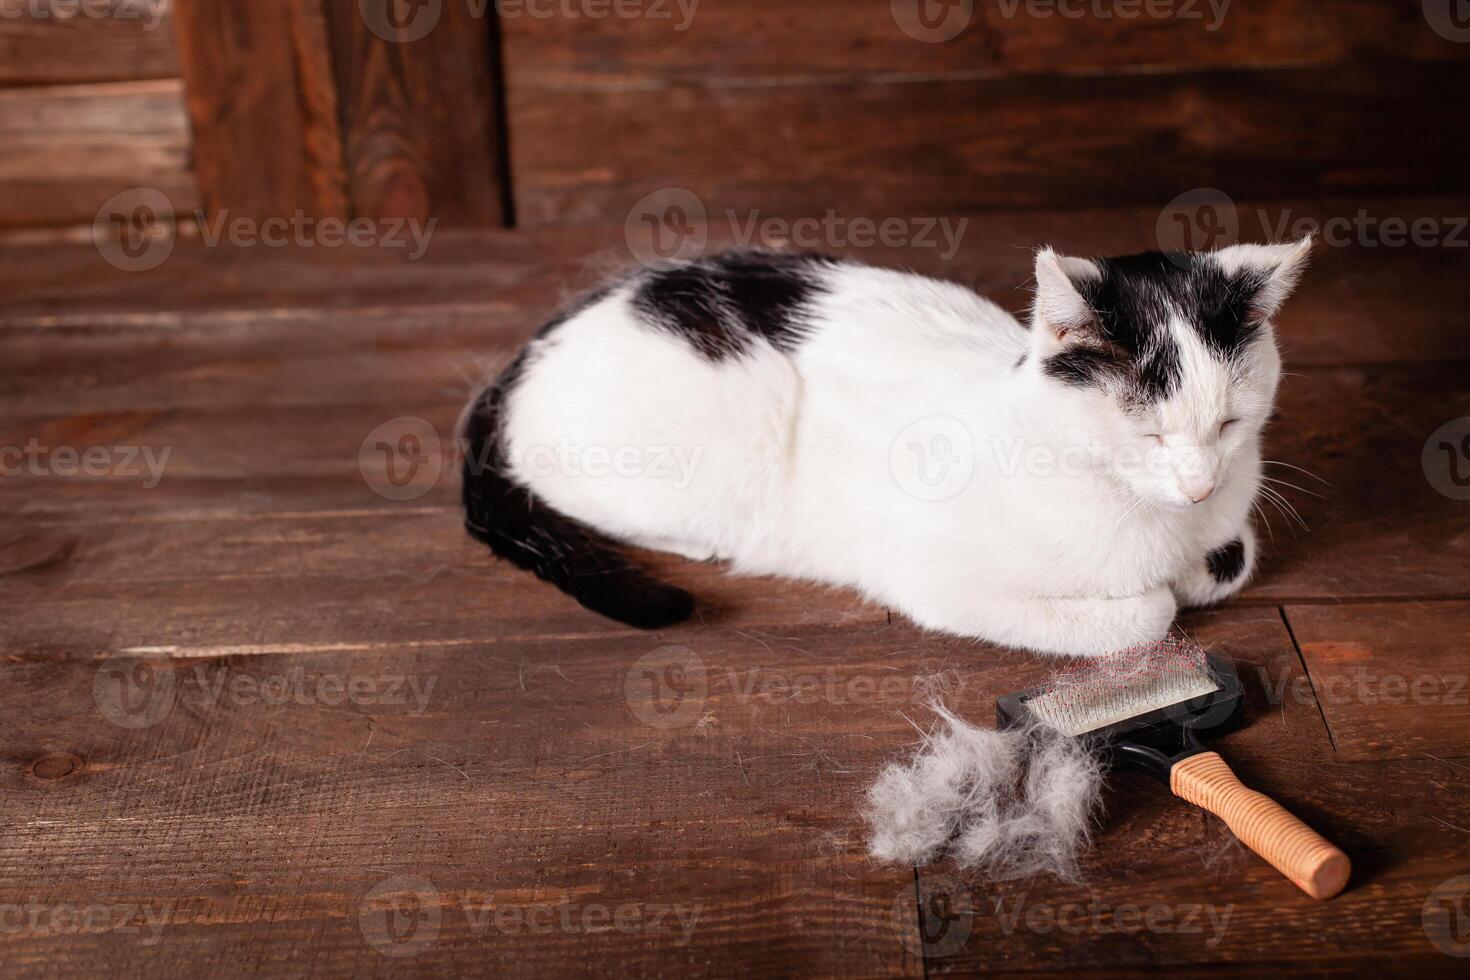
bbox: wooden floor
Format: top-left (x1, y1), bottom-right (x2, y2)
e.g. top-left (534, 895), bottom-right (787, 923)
top-left (3, 196), bottom-right (1469, 978)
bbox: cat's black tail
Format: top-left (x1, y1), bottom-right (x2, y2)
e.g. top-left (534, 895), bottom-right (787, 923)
top-left (460, 362), bottom-right (695, 630)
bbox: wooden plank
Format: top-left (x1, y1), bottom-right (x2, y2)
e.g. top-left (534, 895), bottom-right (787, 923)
top-left (0, 0), bottom-right (180, 85)
top-left (1286, 601), bottom-right (1470, 762)
top-left (0, 511), bottom-right (889, 656)
top-left (4, 358), bottom-right (1468, 606)
top-left (0, 623), bottom-right (929, 976)
top-left (0, 80), bottom-right (197, 229)
top-left (0, 229), bottom-right (584, 323)
top-left (324, 0), bottom-right (507, 225)
top-left (1, 545), bottom-right (1464, 971)
top-left (923, 608), bottom-right (1470, 974)
top-left (509, 60), bottom-right (1470, 225)
top-left (1241, 364), bottom-right (1470, 604)
top-left (0, 304), bottom-right (526, 416)
top-left (0, 399), bottom-right (466, 520)
top-left (504, 0), bottom-right (1469, 88)
top-left (3, 195), bottom-right (1468, 363)
top-left (172, 0), bottom-right (349, 220)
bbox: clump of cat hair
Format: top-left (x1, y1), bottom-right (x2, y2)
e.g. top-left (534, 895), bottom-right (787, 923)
top-left (865, 705), bottom-right (1104, 881)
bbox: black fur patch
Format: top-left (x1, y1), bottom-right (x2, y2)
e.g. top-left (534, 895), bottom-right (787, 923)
top-left (461, 353), bottom-right (695, 630)
top-left (1040, 251), bottom-right (1268, 401)
top-left (632, 250), bottom-right (832, 361)
top-left (1206, 537), bottom-right (1246, 583)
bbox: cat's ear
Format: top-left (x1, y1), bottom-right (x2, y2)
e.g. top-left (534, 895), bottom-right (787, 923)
top-left (1032, 247), bottom-right (1102, 346)
top-left (1212, 235), bottom-right (1313, 324)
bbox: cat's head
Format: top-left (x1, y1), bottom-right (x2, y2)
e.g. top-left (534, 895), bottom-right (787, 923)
top-left (1028, 238), bottom-right (1312, 507)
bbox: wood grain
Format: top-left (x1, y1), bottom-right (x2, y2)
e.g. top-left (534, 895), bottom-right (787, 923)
top-left (1170, 750), bottom-right (1351, 900)
top-left (1241, 364), bottom-right (1470, 605)
top-left (2, 194), bottom-right (1467, 362)
top-left (0, 220), bottom-right (1466, 613)
top-left (0, 624), bottom-right (938, 976)
top-left (4, 360), bottom-right (1468, 608)
top-left (924, 609), bottom-right (1470, 974)
top-left (0, 0), bottom-right (179, 85)
top-left (324, 0), bottom-right (507, 226)
top-left (2, 218), bottom-right (1468, 974)
top-left (172, 0), bottom-right (349, 220)
top-left (510, 60), bottom-right (1470, 226)
top-left (1286, 601), bottom-right (1470, 762)
top-left (503, 0), bottom-right (1469, 88)
top-left (0, 511), bottom-right (889, 657)
top-left (0, 79), bottom-right (197, 229)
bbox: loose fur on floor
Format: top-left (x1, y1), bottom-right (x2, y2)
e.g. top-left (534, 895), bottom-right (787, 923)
top-left (864, 705), bottom-right (1105, 881)
top-left (462, 240), bottom-right (1312, 656)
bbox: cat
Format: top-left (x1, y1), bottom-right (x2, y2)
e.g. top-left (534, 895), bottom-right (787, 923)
top-left (461, 239), bottom-right (1311, 657)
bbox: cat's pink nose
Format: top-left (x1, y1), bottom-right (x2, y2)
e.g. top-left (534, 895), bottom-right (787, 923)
top-left (1183, 481), bottom-right (1216, 503)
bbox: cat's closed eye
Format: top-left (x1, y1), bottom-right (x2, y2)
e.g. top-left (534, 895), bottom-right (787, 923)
top-left (1219, 417), bottom-right (1242, 436)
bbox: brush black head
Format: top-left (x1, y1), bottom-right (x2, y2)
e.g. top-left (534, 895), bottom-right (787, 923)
top-left (997, 648), bottom-right (1245, 783)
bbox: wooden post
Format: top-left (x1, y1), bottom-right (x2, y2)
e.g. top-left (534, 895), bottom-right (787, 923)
top-left (173, 0), bottom-right (508, 227)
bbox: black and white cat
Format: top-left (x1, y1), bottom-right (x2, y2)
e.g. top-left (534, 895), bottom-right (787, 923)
top-left (462, 240), bottom-right (1310, 656)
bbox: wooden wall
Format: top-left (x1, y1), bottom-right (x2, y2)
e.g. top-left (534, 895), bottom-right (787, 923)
top-left (1, 1), bottom-right (1467, 236)
top-left (500, 0), bottom-right (1470, 226)
top-left (0, 0), bottom-right (197, 232)
top-left (171, 0), bottom-right (507, 227)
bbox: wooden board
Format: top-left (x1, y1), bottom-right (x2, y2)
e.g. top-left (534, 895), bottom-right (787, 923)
top-left (2, 216), bottom-right (1468, 973)
top-left (0, 0), bottom-right (180, 85)
top-left (324, 1), bottom-right (508, 225)
top-left (503, 0), bottom-right (1469, 87)
top-left (508, 60), bottom-right (1470, 226)
top-left (0, 511), bottom-right (889, 657)
top-left (0, 623), bottom-right (941, 977)
top-left (172, 0), bottom-right (349, 220)
top-left (2, 195), bottom-right (1467, 363)
top-left (1286, 601), bottom-right (1470, 762)
top-left (0, 80), bottom-right (198, 229)
top-left (1241, 364), bottom-right (1470, 605)
top-left (4, 608), bottom-right (1462, 974)
top-left (923, 608), bottom-right (1470, 975)
top-left (4, 359), bottom-right (1468, 606)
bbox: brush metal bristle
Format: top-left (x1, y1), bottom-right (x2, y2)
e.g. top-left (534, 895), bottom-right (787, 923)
top-left (1024, 639), bottom-right (1220, 736)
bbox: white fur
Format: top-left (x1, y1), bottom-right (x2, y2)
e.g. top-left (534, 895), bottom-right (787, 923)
top-left (502, 243), bottom-right (1308, 656)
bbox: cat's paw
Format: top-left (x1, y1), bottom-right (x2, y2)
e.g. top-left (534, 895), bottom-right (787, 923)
top-left (1059, 588), bottom-right (1177, 657)
top-left (1173, 530), bottom-right (1255, 609)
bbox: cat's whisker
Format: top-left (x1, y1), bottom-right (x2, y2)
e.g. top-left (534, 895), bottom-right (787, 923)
top-left (1259, 492), bottom-right (1297, 533)
top-left (1262, 484), bottom-right (1310, 528)
top-left (1260, 476), bottom-right (1327, 501)
top-left (1250, 500), bottom-right (1275, 544)
top-left (1261, 459), bottom-right (1331, 487)
top-left (1258, 485), bottom-right (1308, 532)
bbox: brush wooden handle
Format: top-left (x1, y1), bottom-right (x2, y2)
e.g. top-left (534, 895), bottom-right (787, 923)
top-left (1170, 751), bottom-right (1350, 900)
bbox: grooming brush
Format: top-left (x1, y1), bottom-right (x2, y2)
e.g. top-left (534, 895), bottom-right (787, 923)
top-left (997, 641), bottom-right (1350, 900)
